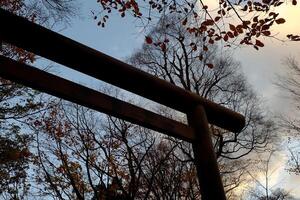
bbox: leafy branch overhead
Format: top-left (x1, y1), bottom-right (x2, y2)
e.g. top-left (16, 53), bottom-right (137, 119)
top-left (94, 0), bottom-right (299, 53)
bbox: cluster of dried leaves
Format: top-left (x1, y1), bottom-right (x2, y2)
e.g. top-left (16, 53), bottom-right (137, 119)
top-left (94, 0), bottom-right (299, 68)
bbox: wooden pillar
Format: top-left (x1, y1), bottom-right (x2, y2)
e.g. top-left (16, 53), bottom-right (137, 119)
top-left (187, 105), bottom-right (226, 200)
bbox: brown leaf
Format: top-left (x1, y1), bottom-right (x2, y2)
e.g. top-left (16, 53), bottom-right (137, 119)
top-left (223, 34), bottom-right (229, 41)
top-left (215, 16), bottom-right (221, 22)
top-left (262, 31), bottom-right (271, 36)
top-left (253, 16), bottom-right (259, 22)
top-left (261, 24), bottom-right (270, 30)
top-left (236, 25), bottom-right (244, 33)
top-left (227, 31), bottom-right (234, 38)
top-left (182, 18), bottom-right (187, 25)
top-left (229, 24), bottom-right (236, 31)
top-left (255, 39), bottom-right (264, 47)
top-left (275, 1), bottom-right (284, 6)
top-left (275, 18), bottom-right (286, 24)
top-left (206, 19), bottom-right (215, 26)
top-left (262, 0), bottom-right (271, 4)
top-left (192, 45), bottom-right (197, 51)
top-left (241, 5), bottom-right (248, 11)
top-left (199, 54), bottom-right (203, 61)
top-left (243, 21), bottom-right (251, 28)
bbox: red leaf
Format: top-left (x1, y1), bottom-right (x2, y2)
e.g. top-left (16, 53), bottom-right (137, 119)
top-left (145, 36), bottom-right (153, 44)
top-left (206, 63), bottom-right (214, 68)
top-left (160, 43), bottom-right (166, 52)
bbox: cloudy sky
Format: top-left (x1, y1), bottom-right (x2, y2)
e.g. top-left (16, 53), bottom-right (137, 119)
top-left (45, 0), bottom-right (300, 198)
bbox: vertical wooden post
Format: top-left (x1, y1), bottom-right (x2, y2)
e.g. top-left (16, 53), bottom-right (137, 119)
top-left (188, 104), bottom-right (226, 200)
top-left (0, 33), bottom-right (2, 51)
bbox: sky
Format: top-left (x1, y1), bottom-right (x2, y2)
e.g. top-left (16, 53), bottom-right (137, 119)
top-left (40, 0), bottom-right (300, 198)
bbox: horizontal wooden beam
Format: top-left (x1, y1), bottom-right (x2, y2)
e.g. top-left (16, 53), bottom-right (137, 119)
top-left (0, 55), bottom-right (195, 142)
top-left (0, 8), bottom-right (245, 132)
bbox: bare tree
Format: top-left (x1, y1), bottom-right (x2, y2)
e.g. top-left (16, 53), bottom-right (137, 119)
top-left (31, 98), bottom-right (206, 199)
top-left (129, 14), bottom-right (276, 196)
top-left (247, 151), bottom-right (295, 200)
top-left (276, 56), bottom-right (300, 175)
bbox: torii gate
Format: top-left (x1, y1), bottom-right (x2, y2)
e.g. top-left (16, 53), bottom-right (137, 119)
top-left (0, 8), bottom-right (245, 200)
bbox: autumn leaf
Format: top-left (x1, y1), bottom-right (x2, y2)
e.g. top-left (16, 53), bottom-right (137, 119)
top-left (182, 18), bottom-right (187, 25)
top-left (160, 43), bottom-right (166, 52)
top-left (223, 34), bottom-right (229, 41)
top-left (229, 24), bottom-right (236, 31)
top-left (206, 19), bottom-right (214, 26)
top-left (253, 16), bottom-right (259, 22)
top-left (215, 16), bottom-right (221, 22)
top-left (261, 25), bottom-right (270, 30)
top-left (192, 45), bottom-right (197, 51)
top-left (227, 31), bottom-right (234, 38)
top-left (199, 54), bottom-right (203, 61)
top-left (292, 0), bottom-right (297, 5)
top-left (262, 0), bottom-right (271, 4)
top-left (275, 18), bottom-right (286, 24)
top-left (243, 20), bottom-right (251, 28)
top-left (208, 38), bottom-right (214, 44)
top-left (206, 63), bottom-right (214, 68)
top-left (145, 36), bottom-right (153, 44)
top-left (262, 31), bottom-right (271, 36)
top-left (255, 39), bottom-right (264, 47)
top-left (236, 25), bottom-right (244, 33)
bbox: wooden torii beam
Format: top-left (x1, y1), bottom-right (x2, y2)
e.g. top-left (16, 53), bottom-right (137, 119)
top-left (0, 8), bottom-right (245, 200)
